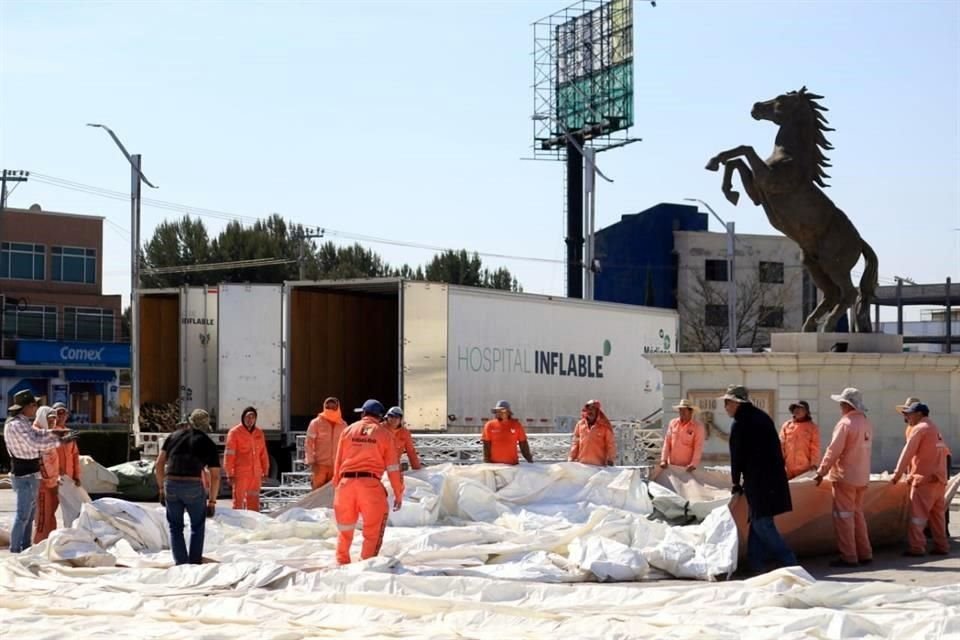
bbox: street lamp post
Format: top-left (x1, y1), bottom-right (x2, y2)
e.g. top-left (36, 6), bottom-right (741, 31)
top-left (685, 198), bottom-right (737, 352)
top-left (87, 124), bottom-right (157, 429)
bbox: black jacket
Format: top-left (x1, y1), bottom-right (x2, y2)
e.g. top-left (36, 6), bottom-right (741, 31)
top-left (729, 402), bottom-right (792, 518)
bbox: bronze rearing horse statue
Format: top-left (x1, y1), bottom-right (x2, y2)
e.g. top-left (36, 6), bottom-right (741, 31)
top-left (706, 87), bottom-right (878, 333)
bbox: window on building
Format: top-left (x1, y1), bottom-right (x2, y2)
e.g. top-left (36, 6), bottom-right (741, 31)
top-left (2, 304), bottom-right (57, 339)
top-left (759, 261), bottom-right (785, 284)
top-left (705, 304), bottom-right (728, 327)
top-left (64, 307), bottom-right (115, 342)
top-left (0, 242), bottom-right (46, 280)
top-left (52, 247), bottom-right (97, 284)
top-left (705, 259), bottom-right (728, 282)
top-left (760, 306), bottom-right (785, 328)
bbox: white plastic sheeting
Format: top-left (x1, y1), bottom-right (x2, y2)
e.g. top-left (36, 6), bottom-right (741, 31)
top-left (1, 463), bottom-right (958, 638)
top-left (2, 560), bottom-right (959, 638)
top-left (12, 463), bottom-right (737, 581)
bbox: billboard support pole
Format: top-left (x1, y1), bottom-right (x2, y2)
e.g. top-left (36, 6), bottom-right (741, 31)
top-left (584, 147), bottom-right (597, 300)
top-left (565, 138), bottom-right (584, 299)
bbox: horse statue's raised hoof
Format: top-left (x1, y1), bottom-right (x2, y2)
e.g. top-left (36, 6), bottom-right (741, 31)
top-left (705, 157), bottom-right (721, 172)
top-left (724, 190), bottom-right (740, 206)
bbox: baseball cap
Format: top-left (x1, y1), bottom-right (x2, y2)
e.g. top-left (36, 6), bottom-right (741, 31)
top-left (357, 399), bottom-right (385, 417)
top-left (900, 401), bottom-right (928, 415)
top-left (385, 406), bottom-right (404, 418)
top-left (492, 400), bottom-right (511, 413)
top-left (789, 400), bottom-right (810, 413)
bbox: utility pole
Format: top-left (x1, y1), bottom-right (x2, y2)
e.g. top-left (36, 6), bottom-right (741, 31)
top-left (0, 170), bottom-right (30, 210)
top-left (297, 227), bottom-right (324, 280)
top-left (87, 124), bottom-right (158, 430)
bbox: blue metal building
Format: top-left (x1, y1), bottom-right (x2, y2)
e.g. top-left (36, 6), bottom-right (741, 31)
top-left (594, 203), bottom-right (708, 309)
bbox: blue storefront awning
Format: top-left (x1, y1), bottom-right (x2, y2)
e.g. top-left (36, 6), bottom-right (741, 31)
top-left (64, 369), bottom-right (116, 384)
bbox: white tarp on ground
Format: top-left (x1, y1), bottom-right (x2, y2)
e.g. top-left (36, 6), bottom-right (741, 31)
top-left (10, 463), bottom-right (738, 580)
top-left (2, 463), bottom-right (958, 638)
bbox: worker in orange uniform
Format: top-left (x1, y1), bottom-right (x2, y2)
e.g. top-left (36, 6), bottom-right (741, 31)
top-left (333, 399), bottom-right (404, 565)
top-left (305, 397), bottom-right (347, 489)
top-left (34, 407), bottom-right (58, 543)
top-left (891, 402), bottom-right (950, 557)
top-left (224, 406), bottom-right (269, 511)
top-left (814, 387), bottom-right (874, 568)
top-left (384, 406), bottom-right (422, 471)
top-left (895, 397), bottom-right (922, 440)
top-left (568, 399), bottom-right (616, 466)
top-left (660, 399), bottom-right (706, 472)
top-left (482, 400), bottom-right (533, 465)
top-left (896, 395), bottom-right (951, 536)
top-left (779, 400), bottom-right (820, 479)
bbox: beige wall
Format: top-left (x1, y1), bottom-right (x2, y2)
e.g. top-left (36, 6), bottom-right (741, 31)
top-left (649, 351), bottom-right (960, 472)
top-left (673, 230), bottom-right (807, 351)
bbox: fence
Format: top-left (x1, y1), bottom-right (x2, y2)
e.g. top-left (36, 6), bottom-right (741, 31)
top-left (259, 423), bottom-right (664, 513)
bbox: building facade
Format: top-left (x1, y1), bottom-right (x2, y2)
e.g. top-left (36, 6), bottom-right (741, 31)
top-left (594, 203), bottom-right (708, 309)
top-left (1, 204), bottom-right (128, 422)
top-left (673, 230), bottom-right (813, 352)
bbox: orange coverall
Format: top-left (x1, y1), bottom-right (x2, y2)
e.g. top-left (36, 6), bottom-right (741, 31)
top-left (390, 426), bottom-right (422, 470)
top-left (780, 419), bottom-right (820, 479)
top-left (817, 410), bottom-right (874, 564)
top-left (894, 418), bottom-right (950, 554)
top-left (481, 418), bottom-right (528, 465)
top-left (568, 410), bottom-right (616, 466)
top-left (660, 417), bottom-right (706, 468)
top-left (224, 424), bottom-right (269, 511)
top-left (333, 416), bottom-right (404, 564)
top-left (305, 411), bottom-right (347, 489)
top-left (35, 437), bottom-right (81, 543)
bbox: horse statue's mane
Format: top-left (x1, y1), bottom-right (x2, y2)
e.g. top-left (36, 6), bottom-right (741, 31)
top-left (791, 87), bottom-right (834, 189)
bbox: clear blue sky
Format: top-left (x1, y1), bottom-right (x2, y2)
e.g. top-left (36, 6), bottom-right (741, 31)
top-left (1, 1), bottom-right (957, 314)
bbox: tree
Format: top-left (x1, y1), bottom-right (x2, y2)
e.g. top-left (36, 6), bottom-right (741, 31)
top-left (141, 215), bottom-right (214, 287)
top-left (678, 271), bottom-right (800, 352)
top-left (139, 215), bottom-right (522, 290)
top-left (423, 250), bottom-right (520, 291)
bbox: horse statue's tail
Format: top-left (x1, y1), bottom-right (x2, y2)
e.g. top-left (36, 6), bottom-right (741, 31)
top-left (854, 239), bottom-right (879, 332)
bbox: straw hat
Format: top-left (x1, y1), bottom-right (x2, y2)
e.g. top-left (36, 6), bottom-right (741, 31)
top-left (672, 398), bottom-right (698, 412)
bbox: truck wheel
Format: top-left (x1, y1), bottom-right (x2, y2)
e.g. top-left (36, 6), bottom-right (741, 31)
top-left (268, 454), bottom-right (280, 481)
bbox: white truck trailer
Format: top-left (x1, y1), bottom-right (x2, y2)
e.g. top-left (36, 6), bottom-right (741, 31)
top-left (133, 279), bottom-right (677, 472)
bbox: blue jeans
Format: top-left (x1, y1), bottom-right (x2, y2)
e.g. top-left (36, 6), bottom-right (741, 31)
top-left (748, 512), bottom-right (797, 572)
top-left (10, 474), bottom-right (40, 553)
top-left (164, 479), bottom-right (208, 565)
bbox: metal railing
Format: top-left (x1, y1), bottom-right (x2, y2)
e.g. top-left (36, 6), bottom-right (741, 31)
top-left (260, 423), bottom-right (664, 513)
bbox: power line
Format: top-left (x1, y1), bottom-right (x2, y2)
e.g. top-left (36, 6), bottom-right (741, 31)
top-left (24, 171), bottom-right (904, 284)
top-left (142, 257), bottom-right (296, 276)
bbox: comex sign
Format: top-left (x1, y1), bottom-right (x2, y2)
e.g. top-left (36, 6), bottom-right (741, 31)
top-left (59, 346), bottom-right (106, 363)
top-left (16, 340), bottom-right (130, 368)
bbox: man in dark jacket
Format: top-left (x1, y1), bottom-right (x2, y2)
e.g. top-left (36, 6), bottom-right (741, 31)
top-left (723, 384), bottom-right (797, 574)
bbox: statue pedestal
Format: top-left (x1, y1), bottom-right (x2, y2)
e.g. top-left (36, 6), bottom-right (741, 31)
top-left (770, 332), bottom-right (902, 354)
top-left (647, 346), bottom-right (960, 471)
